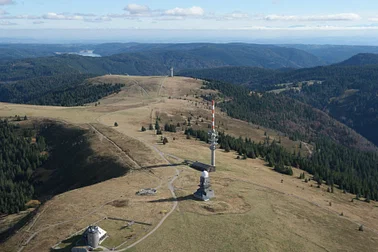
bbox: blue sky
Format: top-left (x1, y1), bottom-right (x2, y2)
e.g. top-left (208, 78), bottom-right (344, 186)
top-left (1, 0), bottom-right (378, 43)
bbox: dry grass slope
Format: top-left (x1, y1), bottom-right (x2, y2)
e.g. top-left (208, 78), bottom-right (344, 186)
top-left (0, 76), bottom-right (377, 252)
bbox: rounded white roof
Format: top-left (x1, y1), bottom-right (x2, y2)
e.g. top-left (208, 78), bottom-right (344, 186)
top-left (201, 170), bottom-right (209, 178)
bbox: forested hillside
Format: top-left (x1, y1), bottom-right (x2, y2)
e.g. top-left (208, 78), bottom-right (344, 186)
top-left (196, 78), bottom-right (378, 202)
top-left (92, 43), bottom-right (325, 69)
top-left (92, 42), bottom-right (208, 56)
top-left (0, 74), bottom-right (124, 106)
top-left (0, 54), bottom-right (165, 81)
top-left (186, 62), bottom-right (378, 147)
top-left (0, 121), bottom-right (130, 215)
top-left (0, 44), bottom-right (90, 63)
top-left (179, 66), bottom-right (278, 87)
top-left (203, 80), bottom-right (376, 151)
top-left (337, 53), bottom-right (378, 66)
top-left (0, 120), bottom-right (47, 214)
top-left (276, 65), bottom-right (378, 146)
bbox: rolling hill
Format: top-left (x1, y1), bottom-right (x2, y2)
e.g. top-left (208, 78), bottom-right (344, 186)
top-left (0, 44), bottom-right (91, 62)
top-left (336, 53), bottom-right (378, 66)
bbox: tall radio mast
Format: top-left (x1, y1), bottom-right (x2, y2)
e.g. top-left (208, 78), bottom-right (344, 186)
top-left (193, 100), bottom-right (217, 201)
top-left (209, 100), bottom-right (218, 169)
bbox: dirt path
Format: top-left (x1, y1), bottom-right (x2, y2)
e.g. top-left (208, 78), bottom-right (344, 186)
top-left (89, 124), bottom-right (142, 169)
top-left (131, 79), bottom-right (150, 97)
top-left (157, 76), bottom-right (168, 96)
top-left (16, 121), bottom-right (150, 252)
top-left (114, 140), bottom-right (180, 251)
top-left (118, 166), bottom-right (179, 252)
top-left (17, 198), bottom-right (122, 252)
top-left (85, 107), bottom-right (181, 251)
top-left (302, 141), bottom-right (313, 155)
top-left (26, 205), bottom-right (49, 232)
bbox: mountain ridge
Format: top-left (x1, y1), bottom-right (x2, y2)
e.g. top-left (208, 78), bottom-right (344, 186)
top-left (336, 53), bottom-right (378, 66)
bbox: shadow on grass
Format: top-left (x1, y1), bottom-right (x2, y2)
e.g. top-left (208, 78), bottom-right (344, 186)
top-left (50, 235), bottom-right (83, 252)
top-left (141, 163), bottom-right (183, 170)
top-left (107, 217), bottom-right (152, 226)
top-left (0, 210), bottom-right (36, 243)
top-left (148, 194), bottom-right (198, 203)
top-left (4, 121), bottom-right (131, 246)
top-left (34, 122), bottom-right (131, 199)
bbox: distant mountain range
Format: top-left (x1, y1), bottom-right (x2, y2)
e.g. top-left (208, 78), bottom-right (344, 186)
top-left (0, 43), bottom-right (326, 81)
top-left (3, 42), bottom-right (378, 66)
top-left (281, 44), bottom-right (378, 64)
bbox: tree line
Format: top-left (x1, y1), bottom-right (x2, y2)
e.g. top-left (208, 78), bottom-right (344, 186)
top-left (185, 128), bottom-right (378, 201)
top-left (0, 74), bottom-right (124, 106)
top-left (0, 120), bottom-right (47, 214)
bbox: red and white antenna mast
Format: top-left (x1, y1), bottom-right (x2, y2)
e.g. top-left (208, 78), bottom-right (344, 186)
top-left (209, 100), bottom-right (218, 169)
top-left (211, 100), bottom-right (215, 131)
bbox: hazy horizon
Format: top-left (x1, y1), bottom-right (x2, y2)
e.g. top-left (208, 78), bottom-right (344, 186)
top-left (1, 29), bottom-right (378, 46)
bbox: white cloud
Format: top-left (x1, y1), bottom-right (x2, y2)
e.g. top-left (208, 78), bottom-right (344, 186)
top-left (369, 17), bottom-right (378, 22)
top-left (264, 13), bottom-right (361, 21)
top-left (112, 5), bottom-right (205, 19)
top-left (164, 6), bottom-right (204, 16)
top-left (0, 0), bottom-right (14, 5)
top-left (154, 16), bottom-right (185, 21)
top-left (85, 16), bottom-right (112, 22)
top-left (33, 21), bottom-right (44, 24)
top-left (219, 11), bottom-right (249, 20)
top-left (0, 20), bottom-right (16, 25)
top-left (0, 14), bottom-right (40, 19)
top-left (43, 13), bottom-right (84, 20)
top-left (107, 13), bottom-right (126, 18)
top-left (73, 13), bottom-right (96, 17)
top-left (124, 4), bottom-right (150, 15)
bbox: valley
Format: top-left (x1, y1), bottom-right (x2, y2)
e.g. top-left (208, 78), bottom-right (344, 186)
top-left (1, 76), bottom-right (377, 252)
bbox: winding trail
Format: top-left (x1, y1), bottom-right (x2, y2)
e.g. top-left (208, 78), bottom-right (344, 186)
top-left (119, 165), bottom-right (179, 252)
top-left (18, 198), bottom-right (123, 252)
top-left (17, 121), bottom-right (177, 252)
top-left (130, 79), bottom-right (150, 97)
top-left (114, 140), bottom-right (180, 251)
